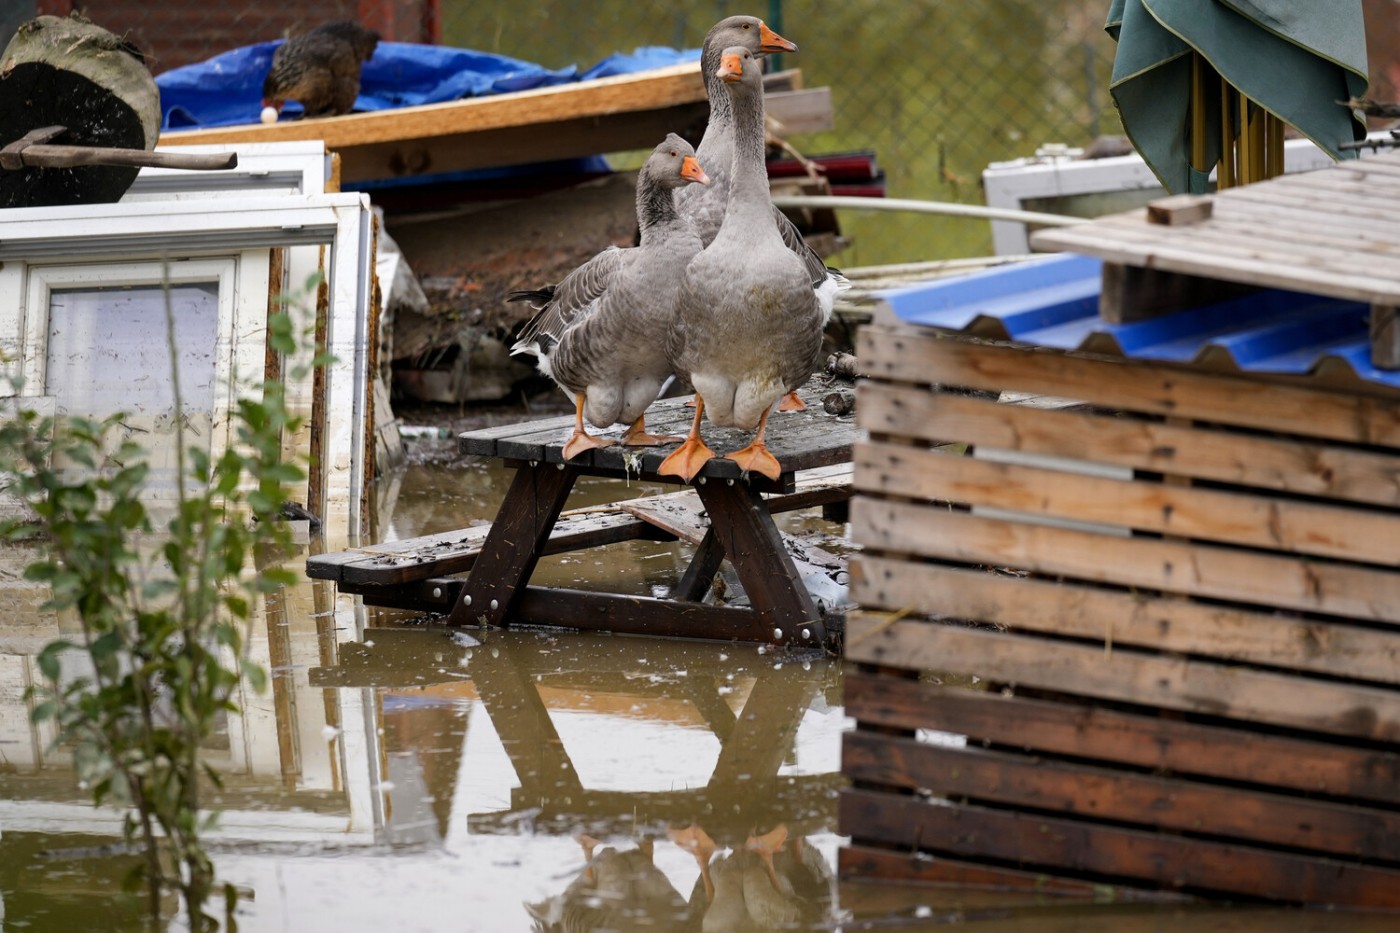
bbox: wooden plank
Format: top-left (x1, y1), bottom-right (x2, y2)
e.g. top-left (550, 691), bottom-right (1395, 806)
top-left (843, 733), bottom-right (1400, 861)
top-left (1032, 218), bottom-right (1400, 308)
top-left (447, 461), bottom-right (579, 627)
top-left (1141, 212), bottom-right (1400, 277)
top-left (850, 499), bottom-right (1400, 623)
top-left (1375, 303), bottom-right (1400, 371)
top-left (855, 382), bottom-right (1400, 507)
top-left (310, 463), bottom-right (851, 585)
top-left (843, 673), bottom-right (1400, 804)
top-left (850, 556), bottom-right (1400, 685)
top-left (844, 616), bottom-right (1400, 742)
top-left (855, 439), bottom-right (1400, 566)
top-left (160, 64), bottom-right (819, 185)
top-left (457, 414), bottom-right (574, 458)
top-left (857, 325), bottom-right (1400, 445)
top-left (840, 789), bottom-right (1400, 908)
top-left (838, 845), bottom-right (1112, 897)
top-left (1147, 194), bottom-right (1213, 225)
top-left (694, 480), bottom-right (825, 644)
top-left (462, 380), bottom-right (856, 479)
top-left (620, 461), bottom-right (851, 546)
top-left (762, 87), bottom-right (834, 135)
top-left (1099, 262), bottom-right (1254, 323)
top-left (162, 62), bottom-right (708, 149)
top-left (343, 577), bottom-right (779, 642)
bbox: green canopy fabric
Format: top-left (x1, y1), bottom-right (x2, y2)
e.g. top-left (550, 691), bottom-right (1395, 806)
top-left (1106, 0), bottom-right (1369, 193)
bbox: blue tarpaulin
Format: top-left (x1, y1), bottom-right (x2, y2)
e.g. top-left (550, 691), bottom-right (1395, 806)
top-left (156, 40), bottom-right (699, 130)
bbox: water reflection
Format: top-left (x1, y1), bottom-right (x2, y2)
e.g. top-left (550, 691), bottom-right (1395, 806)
top-left (7, 456), bottom-right (1397, 931)
top-left (0, 510), bottom-right (846, 931)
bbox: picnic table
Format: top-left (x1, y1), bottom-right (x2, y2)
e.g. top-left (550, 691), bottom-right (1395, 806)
top-left (307, 379), bottom-right (857, 647)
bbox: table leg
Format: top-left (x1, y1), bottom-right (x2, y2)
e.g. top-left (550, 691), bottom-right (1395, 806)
top-left (672, 527), bottom-right (726, 603)
top-left (447, 462), bottom-right (578, 627)
top-left (694, 479), bottom-right (826, 645)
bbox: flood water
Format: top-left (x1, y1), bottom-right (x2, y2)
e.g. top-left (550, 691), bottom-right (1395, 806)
top-left (1, 444), bottom-right (1396, 931)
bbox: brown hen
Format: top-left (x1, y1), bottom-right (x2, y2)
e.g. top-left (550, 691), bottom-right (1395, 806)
top-left (262, 21), bottom-right (379, 118)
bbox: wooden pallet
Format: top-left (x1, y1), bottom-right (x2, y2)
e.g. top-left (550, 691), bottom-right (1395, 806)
top-left (841, 323), bottom-right (1400, 907)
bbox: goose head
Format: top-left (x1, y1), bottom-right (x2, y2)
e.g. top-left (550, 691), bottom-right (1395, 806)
top-left (704, 15), bottom-right (798, 60)
top-left (648, 133), bottom-right (711, 189)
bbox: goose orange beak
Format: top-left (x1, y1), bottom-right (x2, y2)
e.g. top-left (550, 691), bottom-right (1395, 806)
top-left (718, 52), bottom-right (744, 82)
top-left (681, 155), bottom-right (710, 185)
top-left (758, 22), bottom-right (798, 54)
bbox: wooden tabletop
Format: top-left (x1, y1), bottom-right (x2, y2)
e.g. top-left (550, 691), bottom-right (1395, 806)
top-left (459, 377), bottom-right (858, 484)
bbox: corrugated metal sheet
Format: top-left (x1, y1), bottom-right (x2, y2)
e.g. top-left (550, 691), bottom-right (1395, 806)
top-left (876, 253), bottom-right (1400, 392)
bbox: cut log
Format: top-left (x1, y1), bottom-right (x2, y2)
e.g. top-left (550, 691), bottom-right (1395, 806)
top-left (0, 14), bottom-right (161, 207)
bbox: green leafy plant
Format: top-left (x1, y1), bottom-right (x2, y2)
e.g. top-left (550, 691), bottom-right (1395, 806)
top-left (0, 278), bottom-right (325, 930)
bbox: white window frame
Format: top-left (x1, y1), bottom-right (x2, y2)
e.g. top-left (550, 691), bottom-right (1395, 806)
top-left (0, 191), bottom-right (374, 539)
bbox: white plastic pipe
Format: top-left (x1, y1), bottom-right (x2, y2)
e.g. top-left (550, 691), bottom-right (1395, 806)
top-left (770, 194), bottom-right (1090, 228)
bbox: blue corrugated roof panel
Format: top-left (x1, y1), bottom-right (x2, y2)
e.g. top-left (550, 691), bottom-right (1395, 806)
top-left (877, 253), bottom-right (1400, 390)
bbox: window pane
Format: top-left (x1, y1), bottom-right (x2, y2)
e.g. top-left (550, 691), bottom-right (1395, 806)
top-left (45, 282), bottom-right (220, 417)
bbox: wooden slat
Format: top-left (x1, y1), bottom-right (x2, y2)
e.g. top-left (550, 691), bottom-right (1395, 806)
top-left (838, 845), bottom-right (1112, 897)
top-left (844, 615), bottom-right (1400, 743)
top-left (460, 380), bottom-right (856, 480)
top-left (851, 556), bottom-right (1400, 685)
top-left (856, 439), bottom-right (1398, 566)
top-left (843, 673), bottom-right (1400, 804)
top-left (840, 789), bottom-right (1400, 908)
top-left (851, 499), bottom-right (1400, 622)
top-left (345, 577), bottom-right (776, 642)
top-left (1032, 212), bottom-right (1400, 308)
top-left (162, 62), bottom-right (710, 149)
top-left (856, 382), bottom-right (1400, 507)
top-left (843, 733), bottom-right (1400, 861)
top-left (857, 325), bottom-right (1400, 445)
top-left (308, 463), bottom-right (851, 584)
top-left (161, 66), bottom-right (821, 186)
top-left (1103, 212), bottom-right (1400, 279)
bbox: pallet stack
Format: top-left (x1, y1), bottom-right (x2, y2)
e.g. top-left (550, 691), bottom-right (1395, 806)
top-left (840, 322), bottom-right (1400, 906)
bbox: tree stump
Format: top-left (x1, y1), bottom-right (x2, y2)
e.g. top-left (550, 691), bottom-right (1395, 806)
top-left (0, 14), bottom-right (161, 208)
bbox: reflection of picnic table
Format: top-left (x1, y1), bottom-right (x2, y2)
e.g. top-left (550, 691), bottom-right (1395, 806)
top-left (308, 380), bottom-right (856, 647)
top-left (310, 629), bottom-right (843, 843)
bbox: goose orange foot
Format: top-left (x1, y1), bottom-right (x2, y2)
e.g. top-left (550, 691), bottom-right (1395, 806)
top-left (746, 824), bottom-right (790, 893)
top-left (658, 435), bottom-right (716, 480)
top-left (658, 395), bottom-right (715, 481)
top-left (725, 439), bottom-right (782, 480)
top-left (621, 414), bottom-right (683, 447)
top-left (563, 392), bottom-right (617, 461)
top-left (562, 430), bottom-right (616, 461)
top-left (776, 391), bottom-right (806, 412)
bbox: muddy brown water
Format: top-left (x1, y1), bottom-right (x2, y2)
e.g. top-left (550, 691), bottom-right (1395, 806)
top-left (0, 437), bottom-right (1394, 931)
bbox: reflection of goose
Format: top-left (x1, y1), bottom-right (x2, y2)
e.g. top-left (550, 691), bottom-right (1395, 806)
top-left (669, 823), bottom-right (833, 931)
top-left (526, 836), bottom-right (691, 932)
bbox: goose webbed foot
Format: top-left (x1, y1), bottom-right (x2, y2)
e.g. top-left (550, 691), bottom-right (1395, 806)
top-left (622, 415), bottom-right (684, 447)
top-left (562, 430), bottom-right (616, 461)
top-left (725, 407), bottom-right (782, 480)
top-left (659, 435), bottom-right (716, 480)
top-left (658, 396), bottom-right (715, 481)
top-left (776, 391), bottom-right (805, 412)
top-left (725, 438), bottom-right (782, 480)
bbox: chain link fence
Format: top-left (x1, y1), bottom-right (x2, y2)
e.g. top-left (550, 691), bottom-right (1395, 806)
top-left (14, 1), bottom-right (1400, 265)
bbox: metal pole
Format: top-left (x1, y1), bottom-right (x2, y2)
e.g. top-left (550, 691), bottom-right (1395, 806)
top-left (767, 0), bottom-right (785, 71)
